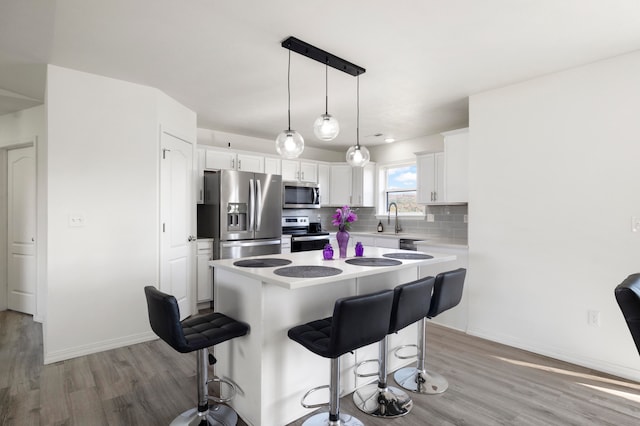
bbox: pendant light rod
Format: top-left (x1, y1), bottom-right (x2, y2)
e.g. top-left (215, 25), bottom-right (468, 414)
top-left (356, 72), bottom-right (360, 147)
top-left (324, 63), bottom-right (329, 114)
top-left (281, 36), bottom-right (366, 77)
top-left (286, 49), bottom-right (292, 130)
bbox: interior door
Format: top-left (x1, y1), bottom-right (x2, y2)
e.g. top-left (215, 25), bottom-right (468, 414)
top-left (7, 146), bottom-right (36, 315)
top-left (160, 132), bottom-right (194, 320)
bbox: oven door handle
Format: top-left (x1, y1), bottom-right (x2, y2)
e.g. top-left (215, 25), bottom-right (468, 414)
top-left (292, 235), bottom-right (330, 242)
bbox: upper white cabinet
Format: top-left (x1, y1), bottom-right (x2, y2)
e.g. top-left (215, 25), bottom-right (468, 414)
top-left (416, 152), bottom-right (444, 203)
top-left (416, 127), bottom-right (468, 204)
top-left (203, 148), bottom-right (264, 173)
top-left (317, 163), bottom-right (331, 206)
top-left (329, 163), bottom-right (375, 207)
top-left (442, 128), bottom-right (469, 203)
top-left (197, 149), bottom-right (206, 204)
top-left (282, 160), bottom-right (318, 183)
top-left (264, 157), bottom-right (281, 175)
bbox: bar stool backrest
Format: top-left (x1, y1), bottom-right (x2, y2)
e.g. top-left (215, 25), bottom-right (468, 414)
top-left (329, 289), bottom-right (394, 358)
top-left (615, 273), bottom-right (640, 355)
top-left (144, 286), bottom-right (188, 352)
top-left (390, 276), bottom-right (435, 334)
top-left (428, 268), bottom-right (467, 319)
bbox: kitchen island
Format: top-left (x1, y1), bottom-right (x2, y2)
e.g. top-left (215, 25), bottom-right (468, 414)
top-left (209, 247), bottom-right (456, 426)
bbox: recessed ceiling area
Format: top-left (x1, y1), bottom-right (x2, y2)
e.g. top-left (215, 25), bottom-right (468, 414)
top-left (1, 1), bottom-right (640, 150)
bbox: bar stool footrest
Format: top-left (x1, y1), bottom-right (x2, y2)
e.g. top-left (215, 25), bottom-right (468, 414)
top-left (393, 344), bottom-right (418, 360)
top-left (301, 384), bottom-right (331, 409)
top-left (354, 358), bottom-right (380, 378)
top-left (207, 376), bottom-right (237, 403)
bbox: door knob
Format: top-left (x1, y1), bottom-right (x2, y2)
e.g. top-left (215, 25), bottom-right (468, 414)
top-left (188, 235), bottom-right (196, 242)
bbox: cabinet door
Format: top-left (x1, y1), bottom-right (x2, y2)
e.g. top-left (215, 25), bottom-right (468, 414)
top-left (281, 160), bottom-right (299, 181)
top-left (205, 150), bottom-right (235, 170)
top-left (434, 152), bottom-right (445, 202)
top-left (317, 163), bottom-right (331, 206)
top-left (352, 164), bottom-right (375, 207)
top-left (416, 154), bottom-right (436, 203)
top-left (443, 130), bottom-right (469, 203)
top-left (330, 165), bottom-right (353, 206)
top-left (197, 149), bottom-right (205, 204)
top-left (196, 253), bottom-right (213, 302)
top-left (237, 153), bottom-right (264, 173)
top-left (299, 161), bottom-right (318, 183)
top-left (264, 157), bottom-right (281, 175)
top-left (374, 237), bottom-right (399, 249)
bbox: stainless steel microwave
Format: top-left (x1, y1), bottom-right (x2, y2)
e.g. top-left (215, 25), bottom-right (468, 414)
top-left (282, 181), bottom-right (321, 209)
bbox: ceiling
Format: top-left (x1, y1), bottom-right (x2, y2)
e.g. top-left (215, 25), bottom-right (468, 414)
top-left (1, 1), bottom-right (640, 151)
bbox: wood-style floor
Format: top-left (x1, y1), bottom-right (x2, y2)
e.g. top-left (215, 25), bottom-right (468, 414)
top-left (1, 310), bottom-right (639, 425)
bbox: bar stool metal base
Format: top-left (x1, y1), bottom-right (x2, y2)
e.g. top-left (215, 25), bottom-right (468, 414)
top-left (353, 383), bottom-right (412, 417)
top-left (169, 404), bottom-right (238, 426)
top-left (393, 366), bottom-right (449, 394)
top-left (302, 411), bottom-right (364, 426)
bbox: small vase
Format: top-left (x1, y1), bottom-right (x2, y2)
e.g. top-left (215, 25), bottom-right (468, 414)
top-left (323, 244), bottom-right (334, 260)
top-left (336, 227), bottom-right (350, 258)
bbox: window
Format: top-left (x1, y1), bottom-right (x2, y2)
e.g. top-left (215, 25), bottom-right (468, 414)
top-left (379, 162), bottom-right (424, 214)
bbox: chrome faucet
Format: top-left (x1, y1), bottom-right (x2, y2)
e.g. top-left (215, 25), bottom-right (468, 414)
top-left (388, 202), bottom-right (401, 234)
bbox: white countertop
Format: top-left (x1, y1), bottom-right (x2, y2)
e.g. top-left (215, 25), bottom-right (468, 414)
top-left (210, 246), bottom-right (456, 290)
top-left (345, 231), bottom-right (468, 248)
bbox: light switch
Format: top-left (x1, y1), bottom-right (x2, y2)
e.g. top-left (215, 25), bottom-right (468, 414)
top-left (632, 216), bottom-right (640, 233)
top-left (69, 213), bottom-right (85, 227)
top-left (427, 214), bottom-right (435, 222)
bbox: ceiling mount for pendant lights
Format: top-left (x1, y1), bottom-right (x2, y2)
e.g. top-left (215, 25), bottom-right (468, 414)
top-left (275, 48), bottom-right (304, 159)
top-left (346, 72), bottom-right (370, 167)
top-left (279, 36), bottom-right (366, 149)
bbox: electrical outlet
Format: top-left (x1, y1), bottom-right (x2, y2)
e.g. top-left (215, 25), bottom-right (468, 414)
top-left (632, 216), bottom-right (640, 232)
top-left (587, 310), bottom-right (601, 327)
top-left (427, 214), bottom-right (435, 222)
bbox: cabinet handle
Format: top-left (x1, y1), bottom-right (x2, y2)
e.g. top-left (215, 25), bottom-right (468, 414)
top-left (238, 159), bottom-right (242, 169)
top-left (200, 189), bottom-right (203, 201)
top-left (434, 191), bottom-right (437, 201)
top-left (231, 159), bottom-right (235, 169)
top-left (301, 171), bottom-right (305, 180)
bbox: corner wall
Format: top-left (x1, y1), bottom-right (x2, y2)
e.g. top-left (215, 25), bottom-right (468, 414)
top-left (44, 66), bottom-right (195, 363)
top-left (468, 51), bottom-right (640, 380)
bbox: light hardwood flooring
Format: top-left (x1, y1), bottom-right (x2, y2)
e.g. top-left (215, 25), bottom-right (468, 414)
top-left (1, 310), bottom-right (639, 425)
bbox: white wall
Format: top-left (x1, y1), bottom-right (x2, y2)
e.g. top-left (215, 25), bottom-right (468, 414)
top-left (0, 105), bottom-right (46, 319)
top-left (44, 65), bottom-right (195, 363)
top-left (369, 133), bottom-right (444, 163)
top-left (468, 51), bottom-right (640, 381)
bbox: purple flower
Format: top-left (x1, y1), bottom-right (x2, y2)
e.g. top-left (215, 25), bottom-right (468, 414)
top-left (331, 205), bottom-right (358, 230)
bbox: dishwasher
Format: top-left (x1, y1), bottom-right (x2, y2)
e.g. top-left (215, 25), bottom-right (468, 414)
top-left (399, 238), bottom-right (424, 251)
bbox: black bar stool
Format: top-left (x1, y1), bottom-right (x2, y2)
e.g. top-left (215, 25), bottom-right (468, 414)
top-left (144, 286), bottom-right (249, 426)
top-left (288, 289), bottom-right (395, 426)
top-left (393, 268), bottom-right (466, 394)
top-left (353, 276), bottom-right (435, 418)
top-left (615, 273), bottom-right (640, 355)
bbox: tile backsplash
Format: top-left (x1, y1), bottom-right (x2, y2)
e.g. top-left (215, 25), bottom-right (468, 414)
top-left (284, 205), bottom-right (468, 242)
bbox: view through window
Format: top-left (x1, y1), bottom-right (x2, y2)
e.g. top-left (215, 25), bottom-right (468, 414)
top-left (384, 163), bottom-right (423, 213)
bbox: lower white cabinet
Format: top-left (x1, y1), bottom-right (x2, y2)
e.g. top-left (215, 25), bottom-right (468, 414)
top-left (196, 240), bottom-right (214, 303)
top-left (281, 235), bottom-right (291, 254)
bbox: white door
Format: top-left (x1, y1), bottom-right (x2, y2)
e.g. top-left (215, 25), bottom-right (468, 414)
top-left (7, 146), bottom-right (36, 315)
top-left (160, 132), bottom-right (194, 320)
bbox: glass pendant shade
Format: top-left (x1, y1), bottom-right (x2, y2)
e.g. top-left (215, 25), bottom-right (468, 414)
top-left (276, 129), bottom-right (305, 159)
top-left (313, 113), bottom-right (340, 140)
top-left (346, 144), bottom-right (370, 167)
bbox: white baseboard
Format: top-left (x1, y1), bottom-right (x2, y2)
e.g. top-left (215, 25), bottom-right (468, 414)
top-left (44, 330), bottom-right (157, 365)
top-left (467, 326), bottom-right (640, 383)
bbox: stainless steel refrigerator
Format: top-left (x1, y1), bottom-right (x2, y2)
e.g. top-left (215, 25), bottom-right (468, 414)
top-left (198, 170), bottom-right (282, 259)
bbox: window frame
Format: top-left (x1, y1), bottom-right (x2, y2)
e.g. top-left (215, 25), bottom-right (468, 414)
top-left (377, 160), bottom-right (425, 217)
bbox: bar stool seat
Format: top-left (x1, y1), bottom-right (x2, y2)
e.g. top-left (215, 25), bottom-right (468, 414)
top-left (353, 276), bottom-right (435, 418)
top-left (288, 289), bottom-right (395, 426)
top-left (393, 268), bottom-right (466, 395)
top-left (144, 286), bottom-right (249, 426)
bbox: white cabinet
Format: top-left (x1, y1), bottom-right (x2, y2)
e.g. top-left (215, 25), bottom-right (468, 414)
top-left (442, 128), bottom-right (469, 203)
top-left (281, 235), bottom-right (291, 254)
top-left (282, 160), bottom-right (318, 183)
top-left (416, 152), bottom-right (444, 204)
top-left (374, 236), bottom-right (399, 249)
top-left (196, 240), bottom-right (214, 303)
top-left (329, 163), bottom-right (375, 207)
top-left (317, 163), bottom-right (331, 206)
top-left (203, 148), bottom-right (264, 173)
top-left (264, 157), bottom-right (281, 175)
top-left (197, 148), bottom-right (206, 204)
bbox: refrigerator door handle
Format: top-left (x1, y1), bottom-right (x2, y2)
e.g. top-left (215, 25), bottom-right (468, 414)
top-left (256, 179), bottom-right (263, 231)
top-left (249, 178), bottom-right (255, 232)
top-left (221, 239), bottom-right (281, 248)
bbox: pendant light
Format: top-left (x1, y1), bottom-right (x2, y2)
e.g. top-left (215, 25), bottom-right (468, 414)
top-left (346, 73), bottom-right (370, 167)
top-left (276, 49), bottom-right (304, 159)
top-left (313, 63), bottom-right (340, 141)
